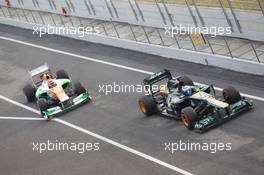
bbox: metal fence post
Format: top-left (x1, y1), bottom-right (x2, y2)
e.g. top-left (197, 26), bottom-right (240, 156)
top-left (192, 0), bottom-right (215, 54)
top-left (83, 0), bottom-right (92, 15)
top-left (14, 8), bottom-right (21, 20)
top-left (173, 35), bottom-right (181, 49)
top-left (192, 0), bottom-right (205, 27)
top-left (226, 0), bottom-right (242, 33)
top-left (112, 22), bottom-right (120, 38)
top-left (217, 0), bottom-right (234, 32)
top-left (189, 34), bottom-right (197, 51)
top-left (157, 28), bottom-right (165, 46)
top-left (87, 0), bottom-right (96, 15)
top-left (205, 36), bottom-right (215, 55)
top-left (48, 0), bottom-right (54, 10)
top-left (0, 6), bottom-right (6, 17)
top-left (129, 24), bottom-right (137, 42)
top-left (59, 15), bottom-right (66, 27)
top-left (102, 23), bottom-right (108, 36)
top-left (256, 0), bottom-right (264, 16)
top-left (50, 14), bottom-right (57, 26)
top-left (78, 17), bottom-right (83, 26)
top-left (223, 36), bottom-right (233, 58)
top-left (38, 11), bottom-right (45, 25)
top-left (22, 9), bottom-right (29, 22)
top-left (134, 0), bottom-right (144, 21)
top-left (128, 0), bottom-right (139, 21)
top-left (192, 0), bottom-right (217, 54)
top-left (184, 0), bottom-right (198, 27)
top-left (52, 0), bottom-right (57, 10)
top-left (109, 0), bottom-right (119, 18)
top-left (250, 41), bottom-right (261, 63)
top-left (154, 0), bottom-right (167, 25)
top-left (142, 26), bottom-right (150, 44)
top-left (68, 16), bottom-right (74, 27)
top-left (6, 7), bottom-right (13, 18)
top-left (68, 0), bottom-right (76, 13)
top-left (104, 0), bottom-right (114, 18)
top-left (30, 11), bottom-right (37, 23)
top-left (161, 0), bottom-right (174, 26)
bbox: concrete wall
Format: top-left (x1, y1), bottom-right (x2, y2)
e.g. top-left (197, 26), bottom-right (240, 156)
top-left (0, 0), bottom-right (264, 41)
top-left (1, 17), bottom-right (263, 75)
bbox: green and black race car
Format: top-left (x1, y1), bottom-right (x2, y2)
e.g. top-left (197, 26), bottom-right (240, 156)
top-left (138, 69), bottom-right (253, 132)
top-left (23, 63), bottom-right (91, 120)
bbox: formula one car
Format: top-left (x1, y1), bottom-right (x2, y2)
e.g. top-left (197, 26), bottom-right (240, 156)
top-left (138, 69), bottom-right (253, 132)
top-left (23, 63), bottom-right (91, 119)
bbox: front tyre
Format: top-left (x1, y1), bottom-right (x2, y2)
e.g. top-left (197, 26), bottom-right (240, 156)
top-left (138, 95), bottom-right (157, 116)
top-left (223, 86), bottom-right (241, 104)
top-left (74, 82), bottom-right (86, 95)
top-left (38, 98), bottom-right (48, 117)
top-left (23, 84), bottom-right (36, 102)
top-left (181, 107), bottom-right (197, 130)
top-left (56, 69), bottom-right (69, 79)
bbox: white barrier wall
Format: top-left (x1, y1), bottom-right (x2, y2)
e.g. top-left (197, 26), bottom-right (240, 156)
top-left (0, 0), bottom-right (264, 41)
top-left (1, 18), bottom-right (263, 75)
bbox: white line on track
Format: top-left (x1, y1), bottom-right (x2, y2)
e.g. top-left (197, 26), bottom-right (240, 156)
top-left (0, 94), bottom-right (193, 175)
top-left (0, 35), bottom-right (263, 102)
top-left (0, 116), bottom-right (45, 120)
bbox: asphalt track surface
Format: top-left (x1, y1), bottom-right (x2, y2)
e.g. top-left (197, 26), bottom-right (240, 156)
top-left (0, 24), bottom-right (264, 175)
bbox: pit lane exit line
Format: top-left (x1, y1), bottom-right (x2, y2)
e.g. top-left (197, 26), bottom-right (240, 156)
top-left (0, 116), bottom-right (45, 120)
top-left (0, 95), bottom-right (194, 175)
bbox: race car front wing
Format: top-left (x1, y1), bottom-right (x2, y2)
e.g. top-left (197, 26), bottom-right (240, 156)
top-left (42, 92), bottom-right (91, 119)
top-left (194, 98), bottom-right (253, 132)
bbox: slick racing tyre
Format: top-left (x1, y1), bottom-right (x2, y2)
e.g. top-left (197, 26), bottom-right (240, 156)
top-left (181, 107), bottom-right (197, 130)
top-left (223, 86), bottom-right (241, 104)
top-left (38, 98), bottom-right (48, 116)
top-left (138, 95), bottom-right (157, 116)
top-left (23, 84), bottom-right (36, 102)
top-left (56, 69), bottom-right (69, 79)
top-left (74, 82), bottom-right (86, 95)
top-left (177, 76), bottom-right (194, 86)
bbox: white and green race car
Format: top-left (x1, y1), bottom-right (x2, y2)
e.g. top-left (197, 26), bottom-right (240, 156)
top-left (23, 63), bottom-right (91, 119)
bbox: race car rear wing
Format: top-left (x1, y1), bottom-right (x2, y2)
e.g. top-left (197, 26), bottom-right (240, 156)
top-left (143, 69), bottom-right (172, 86)
top-left (143, 69), bottom-right (172, 94)
top-left (29, 63), bottom-right (53, 88)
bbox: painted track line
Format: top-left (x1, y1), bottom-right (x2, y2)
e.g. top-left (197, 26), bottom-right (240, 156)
top-left (0, 116), bottom-right (45, 120)
top-left (0, 36), bottom-right (264, 102)
top-left (0, 95), bottom-right (193, 175)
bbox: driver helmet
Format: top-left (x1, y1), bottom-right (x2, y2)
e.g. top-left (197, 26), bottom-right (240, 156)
top-left (182, 86), bottom-right (193, 96)
top-left (167, 78), bottom-right (179, 91)
top-left (42, 74), bottom-right (51, 82)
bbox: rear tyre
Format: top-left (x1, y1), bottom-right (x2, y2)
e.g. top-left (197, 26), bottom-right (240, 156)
top-left (23, 84), bottom-right (36, 102)
top-left (138, 95), bottom-right (157, 116)
top-left (177, 76), bottom-right (194, 86)
top-left (56, 70), bottom-right (69, 79)
top-left (223, 86), bottom-right (241, 104)
top-left (74, 82), bottom-right (86, 95)
top-left (181, 107), bottom-right (197, 130)
top-left (38, 98), bottom-right (48, 116)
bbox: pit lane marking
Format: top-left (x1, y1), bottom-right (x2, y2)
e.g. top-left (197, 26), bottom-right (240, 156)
top-left (0, 36), bottom-right (263, 102)
top-left (0, 95), bottom-right (193, 175)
